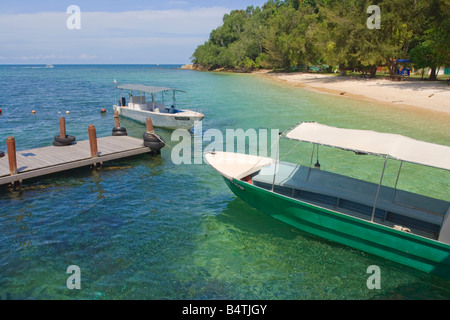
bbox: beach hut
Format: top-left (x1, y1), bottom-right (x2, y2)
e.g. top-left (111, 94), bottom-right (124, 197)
top-left (396, 59), bottom-right (411, 76)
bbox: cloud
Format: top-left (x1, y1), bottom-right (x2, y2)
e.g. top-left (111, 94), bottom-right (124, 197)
top-left (78, 53), bottom-right (98, 60)
top-left (0, 7), bottom-right (229, 63)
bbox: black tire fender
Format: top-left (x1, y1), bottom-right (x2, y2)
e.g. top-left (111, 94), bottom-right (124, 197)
top-left (54, 135), bottom-right (76, 144)
top-left (143, 133), bottom-right (165, 150)
top-left (112, 130), bottom-right (128, 136)
top-left (112, 127), bottom-right (127, 132)
top-left (53, 140), bottom-right (72, 147)
top-left (143, 132), bottom-right (162, 142)
top-left (144, 140), bottom-right (165, 150)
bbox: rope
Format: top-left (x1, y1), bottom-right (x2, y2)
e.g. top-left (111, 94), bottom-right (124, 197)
top-left (279, 139), bottom-right (301, 161)
top-left (149, 132), bottom-right (176, 150)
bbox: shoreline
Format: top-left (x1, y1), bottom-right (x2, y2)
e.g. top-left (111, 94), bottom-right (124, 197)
top-left (254, 70), bottom-right (450, 116)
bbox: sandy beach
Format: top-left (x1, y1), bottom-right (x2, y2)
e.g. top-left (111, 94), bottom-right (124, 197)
top-left (259, 72), bottom-right (450, 116)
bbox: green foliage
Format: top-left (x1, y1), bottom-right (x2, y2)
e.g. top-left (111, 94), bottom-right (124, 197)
top-left (409, 0), bottom-right (450, 79)
top-left (191, 0), bottom-right (449, 79)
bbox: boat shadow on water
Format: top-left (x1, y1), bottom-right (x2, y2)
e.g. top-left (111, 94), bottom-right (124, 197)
top-left (211, 198), bottom-right (450, 299)
top-left (216, 197), bottom-right (302, 240)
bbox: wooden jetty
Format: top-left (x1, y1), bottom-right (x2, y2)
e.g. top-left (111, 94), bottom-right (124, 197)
top-left (0, 116), bottom-right (163, 187)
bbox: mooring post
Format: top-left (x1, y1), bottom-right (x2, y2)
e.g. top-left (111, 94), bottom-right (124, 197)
top-left (88, 125), bottom-right (98, 158)
top-left (114, 111), bottom-right (120, 128)
top-left (6, 137), bottom-right (17, 175)
top-left (146, 117), bottom-right (154, 134)
top-left (59, 116), bottom-right (66, 138)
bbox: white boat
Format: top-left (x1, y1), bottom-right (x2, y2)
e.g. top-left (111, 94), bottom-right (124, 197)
top-left (113, 84), bottom-right (204, 130)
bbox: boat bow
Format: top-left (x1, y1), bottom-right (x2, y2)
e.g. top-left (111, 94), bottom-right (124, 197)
top-left (205, 151), bottom-right (274, 181)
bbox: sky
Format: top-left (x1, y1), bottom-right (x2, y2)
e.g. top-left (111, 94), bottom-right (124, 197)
top-left (0, 0), bottom-right (268, 64)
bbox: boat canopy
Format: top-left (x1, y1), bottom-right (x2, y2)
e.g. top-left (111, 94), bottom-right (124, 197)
top-left (117, 84), bottom-right (187, 94)
top-left (283, 122), bottom-right (450, 171)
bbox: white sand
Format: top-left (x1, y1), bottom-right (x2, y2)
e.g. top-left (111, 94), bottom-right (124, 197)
top-left (260, 72), bottom-right (450, 115)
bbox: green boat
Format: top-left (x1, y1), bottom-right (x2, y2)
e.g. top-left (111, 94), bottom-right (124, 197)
top-left (205, 122), bottom-right (450, 277)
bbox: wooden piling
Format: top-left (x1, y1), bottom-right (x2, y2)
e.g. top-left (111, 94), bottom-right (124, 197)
top-left (88, 125), bottom-right (98, 158)
top-left (114, 111), bottom-right (120, 128)
top-left (6, 137), bottom-right (17, 175)
top-left (59, 117), bottom-right (66, 138)
top-left (146, 117), bottom-right (154, 133)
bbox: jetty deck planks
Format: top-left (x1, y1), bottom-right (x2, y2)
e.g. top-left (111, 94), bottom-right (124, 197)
top-left (0, 135), bottom-right (150, 186)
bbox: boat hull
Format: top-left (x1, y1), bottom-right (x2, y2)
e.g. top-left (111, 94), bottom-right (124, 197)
top-left (113, 105), bottom-right (203, 130)
top-left (224, 177), bottom-right (450, 277)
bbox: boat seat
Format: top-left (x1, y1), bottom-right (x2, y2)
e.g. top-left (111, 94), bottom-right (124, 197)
top-left (254, 162), bottom-right (447, 227)
top-left (130, 103), bottom-right (148, 111)
top-left (129, 96), bottom-right (146, 104)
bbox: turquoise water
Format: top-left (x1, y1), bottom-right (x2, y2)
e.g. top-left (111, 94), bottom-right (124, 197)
top-left (0, 65), bottom-right (449, 300)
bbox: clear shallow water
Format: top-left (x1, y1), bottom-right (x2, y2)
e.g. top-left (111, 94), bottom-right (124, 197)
top-left (0, 65), bottom-right (449, 300)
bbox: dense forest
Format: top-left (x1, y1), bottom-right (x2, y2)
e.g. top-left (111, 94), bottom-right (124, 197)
top-left (191, 0), bottom-right (449, 79)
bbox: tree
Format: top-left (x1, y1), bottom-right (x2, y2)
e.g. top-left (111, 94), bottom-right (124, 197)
top-left (378, 0), bottom-right (421, 77)
top-left (318, 0), bottom-right (385, 77)
top-left (191, 42), bottom-right (223, 69)
top-left (191, 0), bottom-right (447, 76)
top-left (259, 3), bottom-right (319, 71)
top-left (259, 6), bottom-right (298, 70)
top-left (410, 0), bottom-right (450, 80)
top-left (410, 41), bottom-right (437, 79)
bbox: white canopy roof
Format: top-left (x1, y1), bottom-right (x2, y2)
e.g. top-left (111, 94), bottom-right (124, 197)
top-left (284, 122), bottom-right (450, 171)
top-left (117, 84), bottom-right (186, 94)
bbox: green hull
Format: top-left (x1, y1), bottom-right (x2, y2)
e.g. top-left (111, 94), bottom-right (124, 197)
top-left (224, 178), bottom-right (450, 277)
